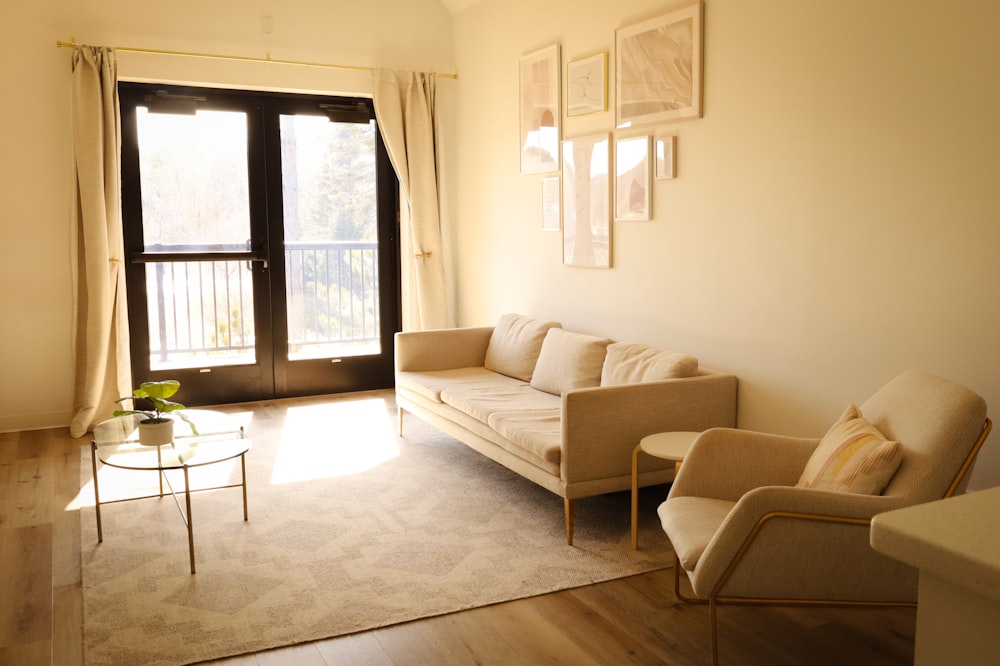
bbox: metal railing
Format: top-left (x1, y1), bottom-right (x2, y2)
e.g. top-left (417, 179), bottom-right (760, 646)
top-left (145, 241), bottom-right (380, 367)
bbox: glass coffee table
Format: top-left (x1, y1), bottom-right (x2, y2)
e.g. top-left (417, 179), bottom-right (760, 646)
top-left (90, 409), bottom-right (251, 574)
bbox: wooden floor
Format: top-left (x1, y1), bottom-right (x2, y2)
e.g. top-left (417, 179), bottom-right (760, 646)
top-left (0, 407), bottom-right (917, 666)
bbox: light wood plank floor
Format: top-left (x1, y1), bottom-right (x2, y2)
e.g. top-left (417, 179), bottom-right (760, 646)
top-left (0, 401), bottom-right (916, 665)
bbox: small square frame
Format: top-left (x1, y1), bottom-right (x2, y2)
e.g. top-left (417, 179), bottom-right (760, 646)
top-left (655, 133), bottom-right (677, 180)
top-left (542, 177), bottom-right (561, 231)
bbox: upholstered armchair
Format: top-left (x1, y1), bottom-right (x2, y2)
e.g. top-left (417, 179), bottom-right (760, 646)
top-left (658, 369), bottom-right (992, 665)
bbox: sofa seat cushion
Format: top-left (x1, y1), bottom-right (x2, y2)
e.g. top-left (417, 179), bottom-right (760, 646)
top-left (484, 313), bottom-right (562, 381)
top-left (396, 368), bottom-right (527, 403)
top-left (658, 496), bottom-right (736, 571)
top-left (600, 342), bottom-right (699, 386)
top-left (440, 384), bottom-right (561, 425)
top-left (530, 328), bottom-right (613, 396)
top-left (488, 409), bottom-right (562, 465)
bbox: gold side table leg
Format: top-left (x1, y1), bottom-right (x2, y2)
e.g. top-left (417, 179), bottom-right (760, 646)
top-left (241, 453), bottom-right (249, 521)
top-left (631, 443), bottom-right (641, 550)
top-left (91, 442), bottom-right (103, 543)
top-left (184, 466), bottom-right (196, 574)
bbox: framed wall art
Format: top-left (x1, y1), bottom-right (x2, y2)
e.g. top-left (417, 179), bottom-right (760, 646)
top-left (519, 44), bottom-right (561, 174)
top-left (614, 135), bottom-right (651, 221)
top-left (615, 1), bottom-right (703, 128)
top-left (566, 52), bottom-right (608, 117)
top-left (562, 133), bottom-right (611, 268)
top-left (542, 177), bottom-right (561, 230)
top-left (655, 133), bottom-right (677, 180)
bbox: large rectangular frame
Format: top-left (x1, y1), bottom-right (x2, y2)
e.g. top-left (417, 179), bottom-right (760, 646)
top-left (616, 1), bottom-right (703, 128)
top-left (519, 44), bottom-right (561, 174)
top-left (562, 133), bottom-right (611, 268)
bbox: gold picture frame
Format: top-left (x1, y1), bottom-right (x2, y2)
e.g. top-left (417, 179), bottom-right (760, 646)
top-left (566, 52), bottom-right (608, 117)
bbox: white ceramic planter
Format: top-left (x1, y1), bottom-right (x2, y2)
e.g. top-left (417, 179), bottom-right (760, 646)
top-left (138, 418), bottom-right (174, 446)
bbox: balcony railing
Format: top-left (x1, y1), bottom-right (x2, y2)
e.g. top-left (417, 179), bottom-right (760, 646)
top-left (145, 241), bottom-right (380, 369)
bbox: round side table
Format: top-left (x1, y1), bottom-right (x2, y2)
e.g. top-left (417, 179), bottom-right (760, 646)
top-left (631, 430), bottom-right (700, 550)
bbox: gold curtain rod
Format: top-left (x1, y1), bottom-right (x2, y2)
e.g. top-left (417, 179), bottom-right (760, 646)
top-left (54, 39), bottom-right (458, 79)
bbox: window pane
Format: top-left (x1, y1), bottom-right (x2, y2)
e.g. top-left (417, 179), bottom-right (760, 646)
top-left (136, 108), bottom-right (251, 251)
top-left (280, 114), bottom-right (381, 360)
top-left (145, 261), bottom-right (256, 370)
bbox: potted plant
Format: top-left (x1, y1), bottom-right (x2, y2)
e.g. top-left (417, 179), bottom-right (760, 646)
top-left (114, 380), bottom-right (196, 446)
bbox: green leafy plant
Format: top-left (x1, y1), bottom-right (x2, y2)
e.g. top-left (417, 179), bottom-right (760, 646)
top-left (114, 380), bottom-right (196, 432)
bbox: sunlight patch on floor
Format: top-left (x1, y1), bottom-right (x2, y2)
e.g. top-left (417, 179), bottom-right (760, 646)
top-left (270, 396), bottom-right (399, 485)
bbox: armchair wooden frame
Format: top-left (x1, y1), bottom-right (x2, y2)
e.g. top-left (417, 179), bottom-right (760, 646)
top-left (673, 417), bottom-right (992, 666)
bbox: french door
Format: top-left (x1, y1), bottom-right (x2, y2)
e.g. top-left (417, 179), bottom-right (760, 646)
top-left (119, 83), bottom-right (400, 406)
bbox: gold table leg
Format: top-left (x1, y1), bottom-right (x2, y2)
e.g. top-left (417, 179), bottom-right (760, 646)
top-left (631, 443), bottom-right (641, 550)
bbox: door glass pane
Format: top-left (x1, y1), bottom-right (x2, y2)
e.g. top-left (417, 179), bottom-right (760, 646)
top-left (145, 261), bottom-right (256, 370)
top-left (136, 107), bottom-right (256, 369)
top-left (280, 114), bottom-right (381, 360)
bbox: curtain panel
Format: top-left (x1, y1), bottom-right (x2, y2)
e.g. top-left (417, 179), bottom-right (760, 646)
top-left (371, 69), bottom-right (451, 331)
top-left (69, 46), bottom-right (132, 437)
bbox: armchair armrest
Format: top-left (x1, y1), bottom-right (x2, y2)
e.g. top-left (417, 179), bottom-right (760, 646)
top-left (394, 326), bottom-right (494, 372)
top-left (669, 429), bottom-right (820, 502)
top-left (688, 485), bottom-right (916, 600)
top-left (561, 372), bottom-right (738, 484)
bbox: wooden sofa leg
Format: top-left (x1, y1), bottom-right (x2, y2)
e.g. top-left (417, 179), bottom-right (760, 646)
top-left (397, 407), bottom-right (404, 437)
top-left (565, 498), bottom-right (575, 545)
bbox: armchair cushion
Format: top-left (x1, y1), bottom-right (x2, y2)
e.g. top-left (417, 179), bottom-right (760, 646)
top-left (796, 404), bottom-right (902, 495)
top-left (659, 496), bottom-right (735, 571)
top-left (483, 313), bottom-right (561, 381)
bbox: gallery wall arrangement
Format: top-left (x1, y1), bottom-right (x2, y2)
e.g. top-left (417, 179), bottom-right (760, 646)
top-left (518, 0), bottom-right (703, 269)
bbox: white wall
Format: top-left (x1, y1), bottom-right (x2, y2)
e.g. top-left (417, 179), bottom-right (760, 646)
top-left (449, 0), bottom-right (1000, 488)
top-left (0, 0), bottom-right (454, 432)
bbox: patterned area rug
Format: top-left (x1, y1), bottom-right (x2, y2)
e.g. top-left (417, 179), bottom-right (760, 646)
top-left (79, 391), bottom-right (672, 665)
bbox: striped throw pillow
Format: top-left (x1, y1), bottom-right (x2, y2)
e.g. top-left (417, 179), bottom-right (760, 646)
top-left (796, 403), bottom-right (902, 495)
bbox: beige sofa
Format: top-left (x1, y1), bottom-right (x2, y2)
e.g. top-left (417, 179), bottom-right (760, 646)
top-left (395, 314), bottom-right (739, 544)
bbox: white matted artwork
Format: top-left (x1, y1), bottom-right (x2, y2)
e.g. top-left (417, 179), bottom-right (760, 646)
top-left (614, 135), bottom-right (651, 221)
top-left (562, 133), bottom-right (611, 268)
top-left (519, 44), bottom-right (561, 174)
top-left (655, 133), bottom-right (677, 180)
top-left (542, 177), bottom-right (560, 230)
top-left (616, 1), bottom-right (703, 128)
top-left (566, 52), bottom-right (608, 117)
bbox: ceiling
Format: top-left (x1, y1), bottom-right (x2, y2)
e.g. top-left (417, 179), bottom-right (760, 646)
top-left (439, 0), bottom-right (482, 14)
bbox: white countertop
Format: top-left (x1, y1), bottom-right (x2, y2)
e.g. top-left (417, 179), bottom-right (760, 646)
top-left (871, 487), bottom-right (1000, 603)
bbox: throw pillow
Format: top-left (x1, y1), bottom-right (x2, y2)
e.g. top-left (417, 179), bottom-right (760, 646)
top-left (796, 403), bottom-right (902, 495)
top-left (600, 342), bottom-right (699, 386)
top-left (529, 328), bottom-right (613, 396)
top-left (483, 313), bottom-right (561, 381)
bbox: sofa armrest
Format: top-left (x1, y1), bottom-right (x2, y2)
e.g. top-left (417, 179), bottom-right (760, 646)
top-left (560, 373), bottom-right (738, 485)
top-left (394, 327), bottom-right (494, 372)
top-left (669, 429), bottom-right (820, 502)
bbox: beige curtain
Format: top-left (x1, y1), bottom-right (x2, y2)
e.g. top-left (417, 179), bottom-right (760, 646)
top-left (371, 69), bottom-right (451, 331)
top-left (69, 46), bottom-right (132, 437)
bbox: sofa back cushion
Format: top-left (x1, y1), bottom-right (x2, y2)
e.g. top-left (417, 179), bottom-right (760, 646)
top-left (483, 314), bottom-right (561, 381)
top-left (530, 328), bottom-right (613, 395)
top-left (600, 342), bottom-right (699, 386)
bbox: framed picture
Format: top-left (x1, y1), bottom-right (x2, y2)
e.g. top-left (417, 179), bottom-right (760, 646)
top-left (655, 133), bottom-right (677, 180)
top-left (614, 135), bottom-right (651, 221)
top-left (562, 133), bottom-right (611, 268)
top-left (519, 44), bottom-right (561, 174)
top-left (542, 177), bottom-right (561, 230)
top-left (615, 1), bottom-right (703, 128)
top-left (566, 52), bottom-right (608, 117)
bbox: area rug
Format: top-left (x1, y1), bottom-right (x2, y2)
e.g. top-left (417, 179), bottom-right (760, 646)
top-left (79, 391), bottom-right (673, 665)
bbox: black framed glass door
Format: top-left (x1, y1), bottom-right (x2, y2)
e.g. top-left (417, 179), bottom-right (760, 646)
top-left (119, 83), bottom-right (400, 406)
